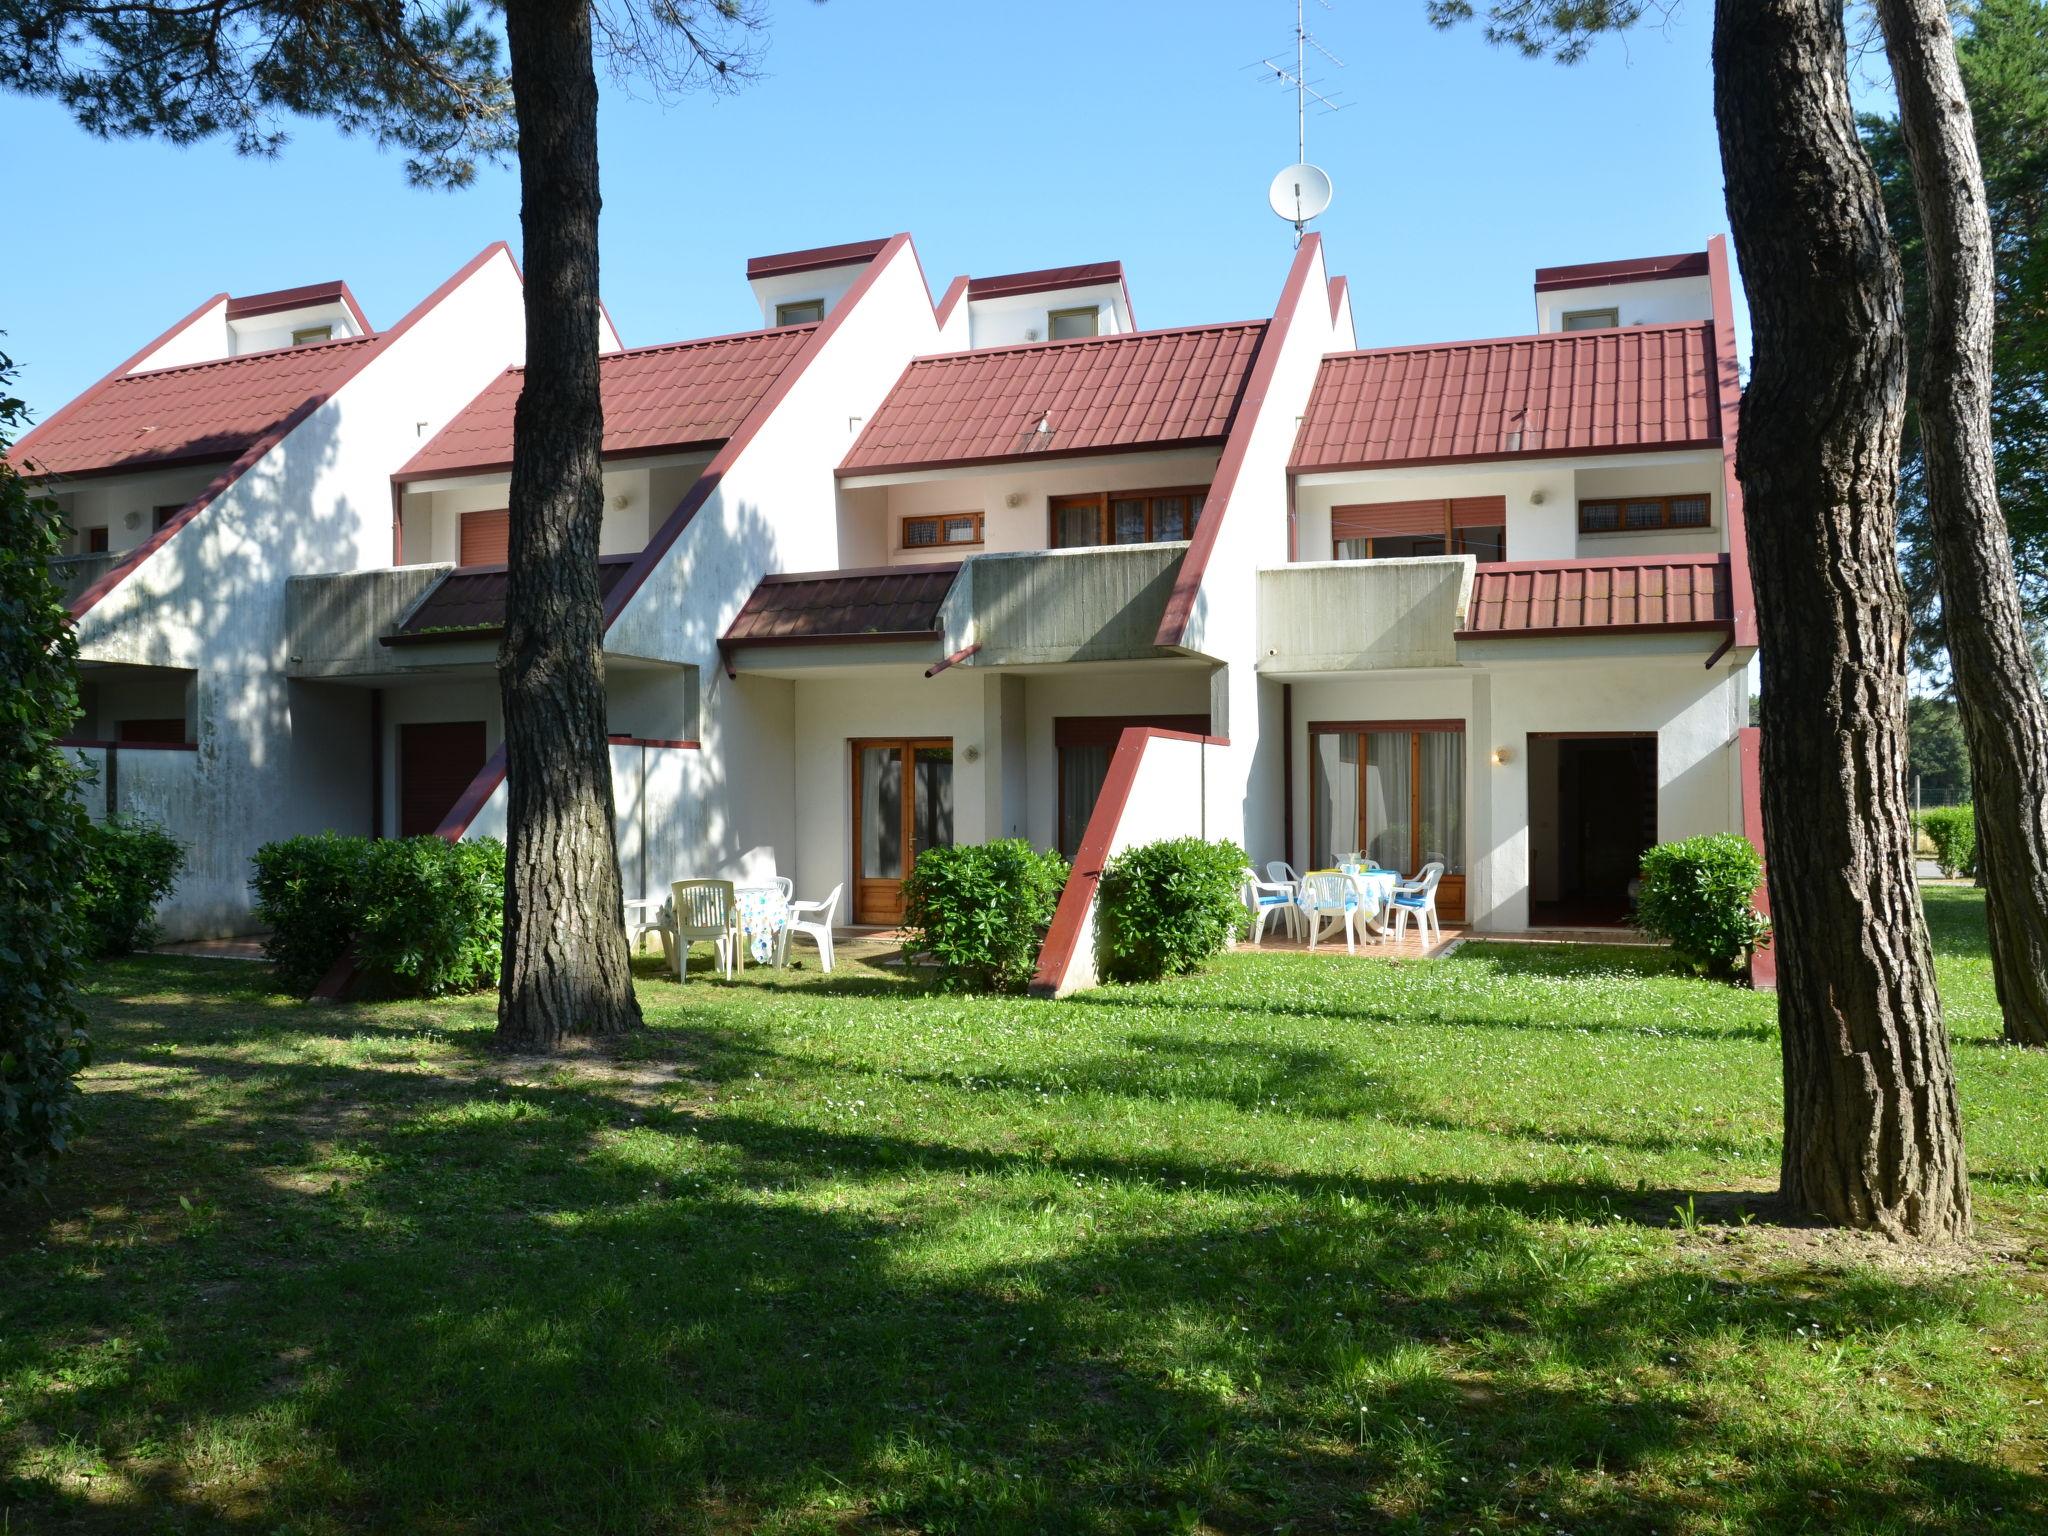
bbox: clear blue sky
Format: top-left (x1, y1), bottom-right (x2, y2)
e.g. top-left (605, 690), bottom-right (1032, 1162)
top-left (1, 0), bottom-right (1759, 421)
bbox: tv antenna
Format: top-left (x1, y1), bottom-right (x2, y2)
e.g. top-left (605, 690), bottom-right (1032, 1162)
top-left (1256, 0), bottom-right (1343, 243)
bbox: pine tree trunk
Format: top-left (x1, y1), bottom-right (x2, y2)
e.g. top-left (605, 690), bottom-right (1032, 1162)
top-left (1875, 0), bottom-right (2048, 1049)
top-left (1712, 0), bottom-right (1971, 1239)
top-left (495, 0), bottom-right (642, 1050)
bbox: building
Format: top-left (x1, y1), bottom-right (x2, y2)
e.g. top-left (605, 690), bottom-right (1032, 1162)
top-left (14, 232), bottom-right (1764, 989)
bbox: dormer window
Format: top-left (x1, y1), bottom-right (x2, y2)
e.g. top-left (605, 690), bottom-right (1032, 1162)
top-left (776, 299), bottom-right (825, 326)
top-left (1048, 306), bottom-right (1099, 341)
top-left (1561, 307), bottom-right (1619, 332)
top-left (291, 324), bottom-right (334, 346)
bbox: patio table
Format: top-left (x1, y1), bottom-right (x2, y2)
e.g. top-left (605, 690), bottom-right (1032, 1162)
top-left (1312, 867), bottom-right (1401, 939)
top-left (733, 883), bottom-right (790, 966)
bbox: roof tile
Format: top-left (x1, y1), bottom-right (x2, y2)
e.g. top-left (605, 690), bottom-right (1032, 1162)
top-left (722, 565), bottom-right (960, 646)
top-left (1460, 556), bottom-right (1732, 637)
top-left (1291, 323), bottom-right (1720, 473)
top-left (840, 322), bottom-right (1265, 476)
top-left (12, 337), bottom-right (375, 479)
top-left (397, 326), bottom-right (815, 481)
top-left (389, 555), bottom-right (640, 641)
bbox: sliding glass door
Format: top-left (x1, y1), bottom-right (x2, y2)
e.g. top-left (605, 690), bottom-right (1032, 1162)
top-left (1309, 721), bottom-right (1466, 919)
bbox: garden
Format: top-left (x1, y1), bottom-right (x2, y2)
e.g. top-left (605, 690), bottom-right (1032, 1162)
top-left (2, 883), bottom-right (2044, 1532)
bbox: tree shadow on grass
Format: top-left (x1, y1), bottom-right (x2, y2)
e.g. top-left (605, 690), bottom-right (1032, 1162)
top-left (7, 967), bottom-right (2044, 1533)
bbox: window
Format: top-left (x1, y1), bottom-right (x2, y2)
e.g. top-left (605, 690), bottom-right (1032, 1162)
top-left (1331, 497), bottom-right (1507, 563)
top-left (459, 508), bottom-right (511, 566)
top-left (1048, 305), bottom-right (1099, 341)
top-left (1309, 721), bottom-right (1467, 919)
top-left (1578, 493), bottom-right (1712, 534)
top-left (86, 526), bottom-right (110, 554)
top-left (1049, 488), bottom-right (1206, 549)
top-left (902, 512), bottom-right (983, 549)
top-left (1561, 307), bottom-right (1619, 331)
top-left (776, 299), bottom-right (825, 326)
top-left (153, 504), bottom-right (182, 531)
top-left (291, 324), bottom-right (334, 346)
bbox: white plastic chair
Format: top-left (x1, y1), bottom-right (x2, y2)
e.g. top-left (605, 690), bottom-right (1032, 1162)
top-left (1294, 872), bottom-right (1359, 952)
top-left (1242, 869), bottom-right (1298, 944)
top-left (1388, 862), bottom-right (1446, 944)
top-left (772, 876), bottom-right (794, 902)
top-left (664, 879), bottom-right (741, 980)
top-left (776, 882), bottom-right (842, 973)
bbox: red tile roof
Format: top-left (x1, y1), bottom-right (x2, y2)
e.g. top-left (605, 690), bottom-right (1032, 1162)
top-left (396, 326), bottom-right (815, 482)
top-left (225, 280), bottom-right (369, 328)
top-left (1534, 251), bottom-right (1710, 292)
top-left (967, 262), bottom-right (1123, 301)
top-left (385, 555), bottom-right (640, 642)
top-left (10, 336), bottom-right (377, 479)
top-left (841, 322), bottom-right (1265, 476)
top-left (1460, 555), bottom-right (1732, 638)
top-left (722, 565), bottom-right (960, 647)
top-left (1291, 323), bottom-right (1720, 474)
top-left (745, 238), bottom-right (891, 280)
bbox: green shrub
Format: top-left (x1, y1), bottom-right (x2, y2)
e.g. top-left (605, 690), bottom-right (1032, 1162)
top-left (1096, 837), bottom-right (1251, 984)
top-left (73, 817), bottom-right (184, 956)
top-left (250, 833), bottom-right (370, 993)
top-left (902, 839), bottom-right (1068, 992)
top-left (1634, 833), bottom-right (1771, 979)
top-left (1918, 805), bottom-right (1978, 879)
top-left (356, 836), bottom-right (504, 996)
top-left (1, 351), bottom-right (92, 1196)
top-left (250, 834), bottom-right (505, 997)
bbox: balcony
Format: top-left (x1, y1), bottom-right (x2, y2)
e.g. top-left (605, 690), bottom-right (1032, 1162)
top-left (49, 552), bottom-right (126, 609)
top-left (1257, 557), bottom-right (1474, 673)
top-left (941, 543), bottom-right (1186, 666)
top-left (285, 565), bottom-right (471, 678)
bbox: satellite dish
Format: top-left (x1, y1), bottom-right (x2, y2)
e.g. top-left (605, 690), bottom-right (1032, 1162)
top-left (1268, 162), bottom-right (1333, 225)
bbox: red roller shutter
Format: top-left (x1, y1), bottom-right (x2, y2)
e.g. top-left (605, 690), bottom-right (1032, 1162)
top-left (1450, 495), bottom-right (1506, 527)
top-left (459, 509), bottom-right (510, 567)
top-left (1331, 500), bottom-right (1446, 542)
top-left (400, 721), bottom-right (488, 836)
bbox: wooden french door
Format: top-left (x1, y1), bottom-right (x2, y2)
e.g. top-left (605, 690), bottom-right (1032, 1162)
top-left (1307, 721), bottom-right (1467, 920)
top-left (851, 738), bottom-right (954, 925)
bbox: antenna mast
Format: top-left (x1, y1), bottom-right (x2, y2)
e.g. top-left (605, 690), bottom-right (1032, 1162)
top-left (1257, 0), bottom-right (1345, 243)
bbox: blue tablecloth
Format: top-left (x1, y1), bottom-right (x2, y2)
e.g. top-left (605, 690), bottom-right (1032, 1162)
top-left (733, 885), bottom-right (789, 965)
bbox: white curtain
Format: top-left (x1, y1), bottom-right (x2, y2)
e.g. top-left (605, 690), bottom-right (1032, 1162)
top-left (1364, 731), bottom-right (1412, 872)
top-left (1310, 733), bottom-right (1359, 869)
top-left (1418, 731), bottom-right (1464, 874)
top-left (1059, 744), bottom-right (1110, 858)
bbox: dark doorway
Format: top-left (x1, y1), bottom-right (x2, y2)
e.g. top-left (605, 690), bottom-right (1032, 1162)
top-left (1529, 734), bottom-right (1657, 927)
top-left (400, 721), bottom-right (488, 837)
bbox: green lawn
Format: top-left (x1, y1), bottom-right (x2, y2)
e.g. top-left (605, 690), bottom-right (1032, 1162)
top-left (4, 887), bottom-right (2045, 1534)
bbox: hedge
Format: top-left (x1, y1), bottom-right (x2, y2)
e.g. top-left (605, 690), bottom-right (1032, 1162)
top-left (1095, 837), bottom-right (1251, 984)
top-left (1634, 833), bottom-right (1770, 979)
top-left (250, 834), bottom-right (505, 997)
top-left (73, 817), bottom-right (184, 957)
top-left (901, 840), bottom-right (1068, 992)
top-left (1918, 805), bottom-right (1978, 879)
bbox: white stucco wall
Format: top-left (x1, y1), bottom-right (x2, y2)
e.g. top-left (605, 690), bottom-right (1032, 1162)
top-left (399, 458), bottom-right (705, 566)
top-left (964, 282), bottom-right (1131, 348)
top-left (1170, 238), bottom-right (1352, 879)
top-left (604, 237), bottom-right (945, 905)
top-left (1054, 730), bottom-right (1230, 996)
top-left (1533, 274), bottom-right (1712, 333)
top-left (848, 449), bottom-right (1222, 567)
top-left (1293, 450), bottom-right (1726, 565)
top-left (1282, 649), bottom-right (1746, 932)
top-left (50, 464), bottom-right (232, 556)
top-left (67, 247), bottom-right (529, 936)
